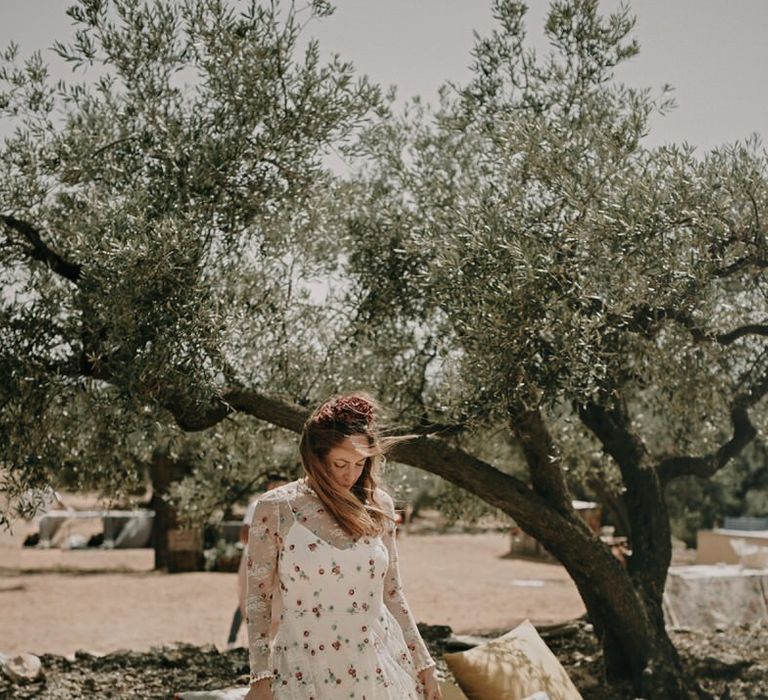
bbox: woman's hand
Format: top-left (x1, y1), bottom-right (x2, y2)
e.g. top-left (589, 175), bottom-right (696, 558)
top-left (244, 677), bottom-right (272, 700)
top-left (418, 666), bottom-right (442, 700)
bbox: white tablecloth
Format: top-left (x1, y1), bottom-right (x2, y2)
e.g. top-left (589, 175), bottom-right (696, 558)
top-left (663, 565), bottom-right (768, 628)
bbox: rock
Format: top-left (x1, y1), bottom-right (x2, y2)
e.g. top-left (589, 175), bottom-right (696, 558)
top-left (2, 652), bottom-right (43, 683)
top-left (443, 634), bottom-right (494, 651)
top-left (74, 649), bottom-right (105, 660)
top-left (416, 622), bottom-right (453, 643)
top-left (739, 663), bottom-right (767, 681)
top-left (535, 621), bottom-right (582, 640)
top-left (693, 653), bottom-right (753, 679)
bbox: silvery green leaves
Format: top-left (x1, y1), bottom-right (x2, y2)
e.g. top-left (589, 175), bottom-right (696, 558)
top-left (343, 1), bottom-right (767, 493)
top-left (0, 0), bottom-right (378, 508)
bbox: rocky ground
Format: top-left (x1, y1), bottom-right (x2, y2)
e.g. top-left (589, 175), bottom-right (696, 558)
top-left (2, 621), bottom-right (766, 700)
top-left (543, 622), bottom-right (768, 700)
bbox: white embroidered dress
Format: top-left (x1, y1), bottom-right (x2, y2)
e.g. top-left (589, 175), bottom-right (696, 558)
top-left (245, 479), bottom-right (435, 699)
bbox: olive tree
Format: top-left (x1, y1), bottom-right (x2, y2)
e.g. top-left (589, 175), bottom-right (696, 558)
top-left (340, 1), bottom-right (768, 697)
top-left (0, 0), bottom-right (380, 514)
top-left (3, 1), bottom-right (768, 698)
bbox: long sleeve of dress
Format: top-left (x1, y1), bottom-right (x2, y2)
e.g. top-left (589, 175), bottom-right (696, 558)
top-left (245, 494), bottom-right (280, 684)
top-left (379, 492), bottom-right (436, 673)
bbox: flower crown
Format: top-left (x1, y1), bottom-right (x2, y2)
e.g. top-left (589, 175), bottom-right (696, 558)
top-left (315, 395), bottom-right (375, 429)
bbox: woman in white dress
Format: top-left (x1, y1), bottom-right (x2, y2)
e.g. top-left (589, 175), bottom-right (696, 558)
top-left (244, 393), bottom-right (442, 700)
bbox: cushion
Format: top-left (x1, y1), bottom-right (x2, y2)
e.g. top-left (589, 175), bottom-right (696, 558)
top-left (439, 679), bottom-right (471, 700)
top-left (443, 619), bottom-right (583, 700)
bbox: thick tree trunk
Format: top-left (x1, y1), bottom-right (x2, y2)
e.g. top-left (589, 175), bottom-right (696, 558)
top-left (572, 399), bottom-right (712, 699)
top-left (421, 453), bottom-right (695, 694)
top-left (148, 446), bottom-right (195, 570)
top-left (386, 421), bottom-right (705, 699)
top-left (569, 555), bottom-right (706, 698)
top-left (524, 504), bottom-right (708, 699)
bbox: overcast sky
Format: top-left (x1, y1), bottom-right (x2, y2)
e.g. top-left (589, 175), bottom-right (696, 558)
top-left (0, 1), bottom-right (766, 151)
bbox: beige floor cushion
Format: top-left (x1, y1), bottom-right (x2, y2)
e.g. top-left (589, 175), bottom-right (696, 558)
top-left (443, 619), bottom-right (583, 700)
top-left (439, 679), bottom-right (471, 700)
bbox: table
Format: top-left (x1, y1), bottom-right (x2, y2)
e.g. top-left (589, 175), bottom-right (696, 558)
top-left (663, 564), bottom-right (768, 628)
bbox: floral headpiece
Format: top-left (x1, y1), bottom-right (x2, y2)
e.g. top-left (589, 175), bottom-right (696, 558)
top-left (315, 395), bottom-right (375, 429)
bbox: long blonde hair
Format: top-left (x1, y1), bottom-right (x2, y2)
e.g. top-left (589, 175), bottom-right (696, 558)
top-left (299, 393), bottom-right (402, 538)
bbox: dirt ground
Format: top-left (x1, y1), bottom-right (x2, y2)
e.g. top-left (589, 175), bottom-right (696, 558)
top-left (3, 507), bottom-right (767, 699)
top-left (0, 530), bottom-right (585, 657)
top-left (2, 540), bottom-right (767, 700)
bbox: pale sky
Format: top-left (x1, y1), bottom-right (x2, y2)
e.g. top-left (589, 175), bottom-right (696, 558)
top-left (0, 1), bottom-right (766, 151)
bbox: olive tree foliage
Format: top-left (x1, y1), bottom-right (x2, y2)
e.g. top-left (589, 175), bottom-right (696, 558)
top-left (345, 0), bottom-right (768, 491)
top-left (2, 0), bottom-right (766, 689)
top-left (339, 1), bottom-right (768, 694)
top-left (0, 0), bottom-right (383, 524)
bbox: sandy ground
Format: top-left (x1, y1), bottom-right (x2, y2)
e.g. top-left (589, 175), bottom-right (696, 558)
top-left (0, 530), bottom-right (585, 657)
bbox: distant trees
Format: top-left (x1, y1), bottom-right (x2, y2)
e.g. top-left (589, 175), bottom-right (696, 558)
top-left (2, 1), bottom-right (767, 698)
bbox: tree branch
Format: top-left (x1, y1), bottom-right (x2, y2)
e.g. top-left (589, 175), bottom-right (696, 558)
top-left (657, 373), bottom-right (768, 483)
top-left (604, 302), bottom-right (768, 347)
top-left (510, 407), bottom-right (572, 511)
top-left (157, 384), bottom-right (557, 522)
top-left (716, 323), bottom-right (768, 345)
top-left (1, 215), bottom-right (82, 282)
top-left (577, 396), bottom-right (670, 602)
top-left (59, 343), bottom-right (568, 536)
top-left (713, 254), bottom-right (768, 278)
top-left (611, 304), bottom-right (708, 341)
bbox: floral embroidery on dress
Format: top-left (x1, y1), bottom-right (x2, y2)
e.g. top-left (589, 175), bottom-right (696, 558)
top-left (245, 479), bottom-right (435, 698)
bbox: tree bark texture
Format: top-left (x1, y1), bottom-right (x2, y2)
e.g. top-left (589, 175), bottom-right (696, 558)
top-left (154, 388), bottom-right (710, 698)
top-left (148, 447), bottom-right (195, 571)
top-left (577, 399), bottom-right (710, 699)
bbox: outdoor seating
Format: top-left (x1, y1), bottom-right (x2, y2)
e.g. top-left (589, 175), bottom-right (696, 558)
top-left (443, 619), bottom-right (583, 700)
top-left (37, 510), bottom-right (155, 548)
top-left (663, 565), bottom-right (768, 629)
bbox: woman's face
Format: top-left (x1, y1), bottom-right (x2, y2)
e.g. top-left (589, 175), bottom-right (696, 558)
top-left (325, 434), bottom-right (372, 490)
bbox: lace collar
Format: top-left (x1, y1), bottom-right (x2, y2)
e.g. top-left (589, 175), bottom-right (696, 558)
top-left (296, 476), bottom-right (319, 497)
